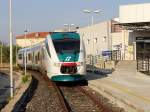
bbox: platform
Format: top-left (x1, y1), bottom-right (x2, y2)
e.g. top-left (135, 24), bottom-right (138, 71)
top-left (86, 61), bottom-right (150, 112)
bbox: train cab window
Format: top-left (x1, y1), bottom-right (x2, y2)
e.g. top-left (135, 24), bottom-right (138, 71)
top-left (53, 39), bottom-right (80, 53)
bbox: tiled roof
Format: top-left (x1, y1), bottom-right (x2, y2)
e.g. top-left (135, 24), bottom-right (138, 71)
top-left (16, 32), bottom-right (50, 39)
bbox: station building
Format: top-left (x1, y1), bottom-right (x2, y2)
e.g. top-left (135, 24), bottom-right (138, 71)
top-left (16, 3), bottom-right (150, 61)
top-left (77, 20), bottom-right (123, 59)
top-left (16, 32), bottom-right (49, 47)
top-left (78, 3), bottom-right (150, 61)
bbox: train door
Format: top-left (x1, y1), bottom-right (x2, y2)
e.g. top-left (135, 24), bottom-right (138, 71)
top-left (136, 42), bottom-right (144, 58)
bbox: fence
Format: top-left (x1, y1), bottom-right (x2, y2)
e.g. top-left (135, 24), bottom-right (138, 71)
top-left (111, 50), bottom-right (121, 61)
top-left (137, 52), bottom-right (150, 75)
top-left (86, 50), bottom-right (121, 71)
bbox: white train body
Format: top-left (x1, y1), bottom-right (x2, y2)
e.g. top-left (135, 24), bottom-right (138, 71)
top-left (17, 32), bottom-right (86, 81)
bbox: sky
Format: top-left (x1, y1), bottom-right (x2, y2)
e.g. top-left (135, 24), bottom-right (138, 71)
top-left (0, 0), bottom-right (150, 43)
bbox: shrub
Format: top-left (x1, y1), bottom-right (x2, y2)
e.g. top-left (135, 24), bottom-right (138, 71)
top-left (22, 74), bottom-right (30, 83)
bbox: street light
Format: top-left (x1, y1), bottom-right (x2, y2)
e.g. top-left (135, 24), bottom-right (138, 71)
top-left (24, 30), bottom-right (28, 76)
top-left (9, 0), bottom-right (13, 98)
top-left (83, 9), bottom-right (103, 25)
top-left (83, 9), bottom-right (103, 73)
top-left (15, 40), bottom-right (18, 66)
top-left (64, 24), bottom-right (75, 32)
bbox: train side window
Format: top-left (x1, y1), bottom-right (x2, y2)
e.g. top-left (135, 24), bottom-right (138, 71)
top-left (35, 55), bottom-right (38, 64)
top-left (35, 52), bottom-right (40, 64)
top-left (18, 54), bottom-right (22, 60)
top-left (42, 49), bottom-right (45, 59)
top-left (37, 52), bottom-right (40, 60)
top-left (28, 53), bottom-right (32, 61)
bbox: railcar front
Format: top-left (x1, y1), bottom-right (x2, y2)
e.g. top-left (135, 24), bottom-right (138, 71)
top-left (45, 32), bottom-right (86, 82)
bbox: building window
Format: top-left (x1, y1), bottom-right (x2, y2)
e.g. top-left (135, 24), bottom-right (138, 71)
top-left (94, 38), bottom-right (97, 43)
top-left (87, 39), bottom-right (90, 44)
top-left (103, 36), bottom-right (107, 42)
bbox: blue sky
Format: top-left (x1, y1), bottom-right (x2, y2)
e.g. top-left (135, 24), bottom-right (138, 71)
top-left (0, 0), bottom-right (150, 43)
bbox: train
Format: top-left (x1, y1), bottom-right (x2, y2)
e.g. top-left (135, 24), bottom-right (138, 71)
top-left (17, 32), bottom-right (86, 81)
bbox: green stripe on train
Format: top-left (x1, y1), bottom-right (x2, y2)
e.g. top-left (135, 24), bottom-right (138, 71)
top-left (51, 75), bottom-right (85, 81)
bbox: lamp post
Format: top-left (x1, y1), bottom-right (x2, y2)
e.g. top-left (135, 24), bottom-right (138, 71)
top-left (64, 24), bottom-right (75, 32)
top-left (83, 9), bottom-right (102, 26)
top-left (83, 9), bottom-right (102, 73)
top-left (15, 42), bottom-right (17, 66)
top-left (9, 0), bottom-right (13, 98)
top-left (24, 30), bottom-right (27, 76)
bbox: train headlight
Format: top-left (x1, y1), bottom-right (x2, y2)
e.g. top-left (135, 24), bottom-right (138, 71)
top-left (54, 63), bottom-right (61, 67)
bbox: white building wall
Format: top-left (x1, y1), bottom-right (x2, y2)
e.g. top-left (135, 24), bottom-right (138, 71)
top-left (120, 3), bottom-right (150, 23)
top-left (114, 31), bottom-right (150, 60)
top-left (77, 21), bottom-right (111, 56)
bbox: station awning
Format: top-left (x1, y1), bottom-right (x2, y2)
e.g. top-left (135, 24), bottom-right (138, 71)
top-left (117, 22), bottom-right (150, 31)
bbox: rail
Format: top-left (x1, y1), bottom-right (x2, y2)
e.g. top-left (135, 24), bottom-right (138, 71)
top-left (52, 84), bottom-right (110, 112)
top-left (78, 86), bottom-right (109, 112)
top-left (52, 82), bottom-right (71, 112)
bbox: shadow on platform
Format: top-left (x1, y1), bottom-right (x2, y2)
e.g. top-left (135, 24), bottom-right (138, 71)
top-left (86, 66), bottom-right (114, 81)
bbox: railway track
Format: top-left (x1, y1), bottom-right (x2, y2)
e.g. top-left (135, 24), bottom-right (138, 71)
top-left (11, 71), bottom-right (124, 112)
top-left (51, 82), bottom-right (110, 112)
top-left (27, 71), bottom-right (110, 112)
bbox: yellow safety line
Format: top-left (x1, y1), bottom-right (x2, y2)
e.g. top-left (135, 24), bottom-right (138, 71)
top-left (101, 80), bottom-right (150, 104)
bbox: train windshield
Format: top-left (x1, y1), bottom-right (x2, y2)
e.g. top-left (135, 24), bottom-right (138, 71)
top-left (53, 39), bottom-right (80, 53)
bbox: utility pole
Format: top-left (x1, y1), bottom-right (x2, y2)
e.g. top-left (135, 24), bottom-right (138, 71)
top-left (1, 42), bottom-right (3, 67)
top-left (83, 9), bottom-right (103, 73)
top-left (9, 0), bottom-right (13, 98)
top-left (16, 44), bottom-right (17, 66)
top-left (24, 30), bottom-right (27, 76)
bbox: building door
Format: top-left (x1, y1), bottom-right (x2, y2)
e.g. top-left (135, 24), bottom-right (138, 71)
top-left (136, 37), bottom-right (150, 59)
top-left (136, 37), bottom-right (150, 73)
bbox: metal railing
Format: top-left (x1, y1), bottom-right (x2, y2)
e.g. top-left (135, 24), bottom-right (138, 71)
top-left (111, 50), bottom-right (121, 61)
top-left (137, 52), bottom-right (150, 75)
top-left (86, 50), bottom-right (121, 71)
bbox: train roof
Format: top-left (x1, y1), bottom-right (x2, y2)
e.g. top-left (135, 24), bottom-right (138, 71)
top-left (18, 41), bottom-right (44, 53)
top-left (18, 32), bottom-right (79, 53)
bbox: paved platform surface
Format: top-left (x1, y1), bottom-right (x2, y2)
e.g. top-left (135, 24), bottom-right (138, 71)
top-left (86, 61), bottom-right (150, 112)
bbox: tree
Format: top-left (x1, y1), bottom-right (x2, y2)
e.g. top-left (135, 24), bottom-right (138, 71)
top-left (0, 41), bottom-right (21, 64)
